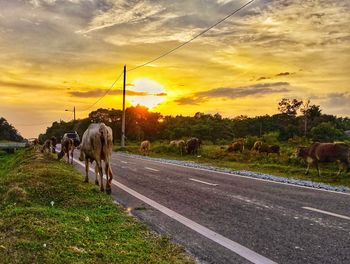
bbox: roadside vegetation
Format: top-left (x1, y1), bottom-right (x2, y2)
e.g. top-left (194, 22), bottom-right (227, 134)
top-left (116, 136), bottom-right (350, 189)
top-left (0, 149), bottom-right (193, 264)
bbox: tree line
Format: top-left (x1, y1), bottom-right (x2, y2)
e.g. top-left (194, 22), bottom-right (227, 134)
top-left (0, 117), bottom-right (23, 142)
top-left (38, 99), bottom-right (350, 144)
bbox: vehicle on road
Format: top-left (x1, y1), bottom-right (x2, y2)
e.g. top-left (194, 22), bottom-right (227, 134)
top-left (62, 132), bottom-right (80, 148)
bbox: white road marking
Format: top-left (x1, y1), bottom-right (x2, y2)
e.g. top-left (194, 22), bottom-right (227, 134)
top-left (73, 157), bottom-right (276, 264)
top-left (145, 167), bottom-right (159, 172)
top-left (189, 178), bottom-right (218, 186)
top-left (121, 161), bottom-right (128, 164)
top-left (116, 153), bottom-right (350, 196)
top-left (302, 207), bottom-right (350, 221)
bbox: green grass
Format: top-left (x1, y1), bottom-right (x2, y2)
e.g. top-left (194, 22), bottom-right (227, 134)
top-left (116, 141), bottom-right (350, 189)
top-left (0, 149), bottom-right (193, 264)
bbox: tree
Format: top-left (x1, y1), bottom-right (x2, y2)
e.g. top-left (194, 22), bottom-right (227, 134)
top-left (278, 98), bottom-right (303, 116)
top-left (310, 122), bottom-right (345, 142)
top-left (300, 100), bottom-right (322, 136)
top-left (0, 117), bottom-right (23, 142)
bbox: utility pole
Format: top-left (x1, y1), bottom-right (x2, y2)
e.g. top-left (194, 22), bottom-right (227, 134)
top-left (74, 106), bottom-right (76, 122)
top-left (121, 65), bottom-right (126, 148)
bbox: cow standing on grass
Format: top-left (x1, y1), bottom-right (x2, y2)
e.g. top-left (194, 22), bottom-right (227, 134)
top-left (186, 138), bottom-right (201, 155)
top-left (79, 123), bottom-right (114, 194)
top-left (169, 140), bottom-right (186, 156)
top-left (58, 138), bottom-right (75, 164)
top-left (140, 140), bottom-right (151, 155)
top-left (227, 140), bottom-right (244, 153)
top-left (41, 136), bottom-right (57, 154)
top-left (296, 142), bottom-right (350, 178)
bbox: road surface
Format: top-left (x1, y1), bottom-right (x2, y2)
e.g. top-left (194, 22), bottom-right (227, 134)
top-left (66, 149), bottom-right (350, 264)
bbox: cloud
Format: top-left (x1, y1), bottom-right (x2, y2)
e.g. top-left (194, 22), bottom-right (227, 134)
top-left (256, 76), bottom-right (270, 81)
top-left (276, 72), bottom-right (292, 76)
top-left (0, 80), bottom-right (61, 91)
top-left (69, 89), bottom-right (167, 98)
top-left (175, 82), bottom-right (291, 105)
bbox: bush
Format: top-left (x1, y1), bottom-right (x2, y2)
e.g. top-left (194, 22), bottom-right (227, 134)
top-left (262, 131), bottom-right (279, 145)
top-left (244, 136), bottom-right (260, 150)
top-left (311, 122), bottom-right (345, 142)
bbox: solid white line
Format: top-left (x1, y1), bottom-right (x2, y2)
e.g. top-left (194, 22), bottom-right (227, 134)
top-left (302, 207), bottom-right (350, 221)
top-left (73, 157), bottom-right (276, 264)
top-left (116, 153), bottom-right (350, 197)
top-left (145, 167), bottom-right (159, 172)
top-left (189, 178), bottom-right (218, 186)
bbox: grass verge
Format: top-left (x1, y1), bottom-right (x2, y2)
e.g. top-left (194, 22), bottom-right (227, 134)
top-left (115, 142), bottom-right (350, 189)
top-left (0, 149), bottom-right (193, 264)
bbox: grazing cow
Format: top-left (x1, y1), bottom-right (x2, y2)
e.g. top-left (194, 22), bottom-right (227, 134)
top-left (186, 137), bottom-right (201, 155)
top-left (227, 140), bottom-right (244, 153)
top-left (79, 123), bottom-right (114, 194)
top-left (296, 142), bottom-right (350, 177)
top-left (251, 141), bottom-right (263, 152)
top-left (140, 140), bottom-right (151, 155)
top-left (41, 136), bottom-right (57, 154)
top-left (169, 140), bottom-right (186, 155)
top-left (58, 138), bottom-right (75, 164)
top-left (258, 144), bottom-right (280, 156)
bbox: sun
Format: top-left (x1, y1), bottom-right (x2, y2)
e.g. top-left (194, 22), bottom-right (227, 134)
top-left (127, 78), bottom-right (167, 109)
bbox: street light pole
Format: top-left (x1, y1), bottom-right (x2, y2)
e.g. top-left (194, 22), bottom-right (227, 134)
top-left (121, 65), bottom-right (126, 148)
top-left (65, 107), bottom-right (76, 122)
top-left (74, 106), bottom-right (76, 122)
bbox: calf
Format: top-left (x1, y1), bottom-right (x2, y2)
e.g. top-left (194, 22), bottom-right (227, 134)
top-left (79, 123), bottom-right (114, 194)
top-left (140, 140), bottom-right (151, 155)
top-left (258, 144), bottom-right (280, 156)
top-left (296, 142), bottom-right (350, 177)
top-left (227, 140), bottom-right (244, 153)
top-left (58, 138), bottom-right (75, 164)
top-left (251, 141), bottom-right (262, 152)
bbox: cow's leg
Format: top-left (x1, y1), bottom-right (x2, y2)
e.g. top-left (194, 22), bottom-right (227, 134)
top-left (84, 159), bottom-right (89, 183)
top-left (94, 164), bottom-right (99, 185)
top-left (105, 163), bottom-right (113, 194)
top-left (305, 163), bottom-right (310, 175)
top-left (315, 162), bottom-right (321, 177)
top-left (96, 161), bottom-right (104, 192)
top-left (70, 148), bottom-right (74, 164)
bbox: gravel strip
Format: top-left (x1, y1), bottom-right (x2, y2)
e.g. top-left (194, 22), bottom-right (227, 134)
top-left (117, 152), bottom-right (350, 194)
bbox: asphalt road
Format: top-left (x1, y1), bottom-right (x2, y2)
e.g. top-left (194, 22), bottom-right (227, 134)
top-left (65, 148), bottom-right (350, 264)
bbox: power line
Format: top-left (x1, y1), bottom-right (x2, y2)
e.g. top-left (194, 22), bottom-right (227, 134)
top-left (15, 122), bottom-right (53, 127)
top-left (81, 69), bottom-right (124, 111)
top-left (128, 0), bottom-right (255, 72)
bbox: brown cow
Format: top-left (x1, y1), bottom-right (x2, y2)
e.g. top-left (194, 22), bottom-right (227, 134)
top-left (169, 140), bottom-right (186, 155)
top-left (258, 144), bottom-right (280, 156)
top-left (186, 138), bottom-right (201, 155)
top-left (251, 141), bottom-right (262, 152)
top-left (296, 142), bottom-right (350, 177)
top-left (58, 138), bottom-right (75, 164)
top-left (140, 140), bottom-right (151, 155)
top-left (79, 123), bottom-right (114, 194)
top-left (227, 140), bottom-right (244, 153)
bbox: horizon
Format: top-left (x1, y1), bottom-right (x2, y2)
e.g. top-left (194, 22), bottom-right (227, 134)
top-left (1, 0), bottom-right (349, 138)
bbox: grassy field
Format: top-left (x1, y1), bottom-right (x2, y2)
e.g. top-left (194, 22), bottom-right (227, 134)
top-left (0, 149), bottom-right (193, 264)
top-left (116, 140), bottom-right (350, 189)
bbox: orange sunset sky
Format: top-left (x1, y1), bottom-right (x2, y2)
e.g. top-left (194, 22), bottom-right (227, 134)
top-left (1, 0), bottom-right (349, 138)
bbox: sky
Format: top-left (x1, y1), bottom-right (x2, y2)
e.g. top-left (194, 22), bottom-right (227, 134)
top-left (0, 0), bottom-right (349, 138)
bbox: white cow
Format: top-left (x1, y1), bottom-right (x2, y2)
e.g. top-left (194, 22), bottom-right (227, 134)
top-left (79, 123), bottom-right (114, 194)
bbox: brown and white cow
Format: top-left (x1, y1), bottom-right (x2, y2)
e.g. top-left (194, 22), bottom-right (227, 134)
top-left (169, 140), bottom-right (186, 155)
top-left (58, 137), bottom-right (75, 164)
top-left (251, 141), bottom-right (262, 152)
top-left (79, 123), bottom-right (114, 194)
top-left (41, 136), bottom-right (57, 154)
top-left (227, 140), bottom-right (244, 153)
top-left (296, 142), bottom-right (350, 177)
top-left (140, 140), bottom-right (151, 155)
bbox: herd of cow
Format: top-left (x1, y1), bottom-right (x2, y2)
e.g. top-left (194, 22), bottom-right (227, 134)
top-left (37, 122), bottom-right (350, 195)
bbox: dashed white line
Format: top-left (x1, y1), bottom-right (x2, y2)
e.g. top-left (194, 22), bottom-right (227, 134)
top-left (72, 157), bottom-right (276, 264)
top-left (121, 161), bottom-right (128, 164)
top-left (145, 167), bottom-right (159, 172)
top-left (189, 178), bottom-right (218, 186)
top-left (302, 207), bottom-right (350, 220)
